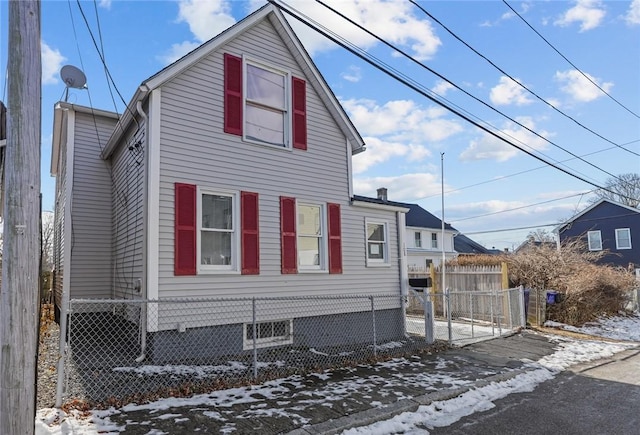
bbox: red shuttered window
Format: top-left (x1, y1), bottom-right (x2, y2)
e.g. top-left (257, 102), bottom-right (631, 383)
top-left (175, 183), bottom-right (197, 276)
top-left (224, 53), bottom-right (243, 136)
top-left (327, 203), bottom-right (342, 274)
top-left (241, 191), bottom-right (260, 275)
top-left (292, 76), bottom-right (307, 150)
top-left (280, 196), bottom-right (297, 274)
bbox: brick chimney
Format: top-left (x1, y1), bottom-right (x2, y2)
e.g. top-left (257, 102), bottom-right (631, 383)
top-left (377, 187), bottom-right (388, 201)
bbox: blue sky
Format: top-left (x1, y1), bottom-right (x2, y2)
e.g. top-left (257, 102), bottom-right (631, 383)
top-left (1, 0), bottom-right (639, 250)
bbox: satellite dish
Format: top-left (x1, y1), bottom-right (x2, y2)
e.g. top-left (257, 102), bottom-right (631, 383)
top-left (60, 65), bottom-right (87, 101)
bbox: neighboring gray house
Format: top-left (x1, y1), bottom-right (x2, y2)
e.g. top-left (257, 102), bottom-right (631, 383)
top-left (50, 4), bottom-right (409, 360)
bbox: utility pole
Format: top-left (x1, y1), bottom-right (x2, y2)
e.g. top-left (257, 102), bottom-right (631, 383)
top-left (1, 1), bottom-right (42, 433)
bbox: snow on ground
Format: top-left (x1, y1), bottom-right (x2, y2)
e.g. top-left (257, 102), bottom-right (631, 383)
top-left (36, 314), bottom-right (640, 434)
top-left (545, 312), bottom-right (640, 342)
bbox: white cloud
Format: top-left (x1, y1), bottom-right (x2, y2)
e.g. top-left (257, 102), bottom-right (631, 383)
top-left (554, 69), bottom-right (613, 102)
top-left (342, 98), bottom-right (463, 143)
top-left (98, 0), bottom-right (112, 9)
top-left (341, 66), bottom-right (362, 83)
top-left (459, 117), bottom-right (551, 162)
top-left (352, 137), bottom-right (431, 174)
top-left (283, 0), bottom-right (441, 60)
top-left (159, 41), bottom-right (201, 64)
top-left (353, 173), bottom-right (445, 202)
top-left (177, 0), bottom-right (236, 42)
top-left (431, 80), bottom-right (454, 96)
top-left (161, 0), bottom-right (236, 64)
top-left (554, 0), bottom-right (606, 32)
top-left (626, 0), bottom-right (640, 25)
top-left (41, 42), bottom-right (66, 86)
top-left (489, 76), bottom-right (533, 106)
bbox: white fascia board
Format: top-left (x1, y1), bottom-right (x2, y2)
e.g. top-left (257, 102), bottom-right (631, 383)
top-left (351, 200), bottom-right (409, 213)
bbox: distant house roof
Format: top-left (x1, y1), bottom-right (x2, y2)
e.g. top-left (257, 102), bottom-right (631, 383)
top-left (514, 239), bottom-right (556, 254)
top-left (399, 203), bottom-right (456, 231)
top-left (454, 233), bottom-right (492, 255)
top-left (351, 195), bottom-right (410, 212)
top-left (554, 198), bottom-right (640, 234)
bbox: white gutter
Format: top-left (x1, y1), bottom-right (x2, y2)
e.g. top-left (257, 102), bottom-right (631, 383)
top-left (135, 100), bottom-right (148, 363)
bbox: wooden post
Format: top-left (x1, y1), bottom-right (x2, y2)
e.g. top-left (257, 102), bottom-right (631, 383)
top-left (1, 1), bottom-right (41, 433)
top-left (501, 262), bottom-right (509, 289)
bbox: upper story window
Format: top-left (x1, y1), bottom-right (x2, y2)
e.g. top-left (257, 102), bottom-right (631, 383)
top-left (297, 203), bottom-right (324, 270)
top-left (615, 228), bottom-right (632, 250)
top-left (198, 190), bottom-right (238, 272)
top-left (414, 231), bottom-right (422, 248)
top-left (431, 232), bottom-right (438, 249)
top-left (367, 220), bottom-right (389, 266)
top-left (224, 53), bottom-right (307, 151)
top-left (245, 63), bottom-right (287, 147)
top-left (587, 230), bottom-right (602, 251)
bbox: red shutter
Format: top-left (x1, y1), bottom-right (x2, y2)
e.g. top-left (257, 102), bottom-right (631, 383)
top-left (174, 183), bottom-right (197, 276)
top-left (292, 77), bottom-right (307, 150)
top-left (280, 196), bottom-right (298, 274)
top-left (241, 191), bottom-right (260, 275)
top-left (224, 53), bottom-right (242, 136)
top-left (327, 203), bottom-right (342, 274)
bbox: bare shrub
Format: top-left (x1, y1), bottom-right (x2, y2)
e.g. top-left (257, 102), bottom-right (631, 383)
top-left (507, 238), bottom-right (636, 326)
top-left (447, 254), bottom-right (506, 267)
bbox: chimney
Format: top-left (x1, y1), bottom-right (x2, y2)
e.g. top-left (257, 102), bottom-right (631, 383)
top-left (377, 187), bottom-right (388, 201)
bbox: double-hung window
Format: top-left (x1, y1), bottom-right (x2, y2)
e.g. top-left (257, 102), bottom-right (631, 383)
top-left (297, 203), bottom-right (324, 270)
top-left (587, 230), bottom-right (602, 251)
top-left (245, 62), bottom-right (288, 147)
top-left (615, 228), bottom-right (632, 250)
top-left (414, 231), bottom-right (422, 248)
top-left (367, 221), bottom-right (389, 266)
top-left (431, 232), bottom-right (438, 249)
top-left (198, 190), bottom-right (238, 272)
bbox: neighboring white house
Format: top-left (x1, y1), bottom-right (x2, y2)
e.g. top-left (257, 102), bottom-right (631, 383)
top-left (50, 4), bottom-right (409, 361)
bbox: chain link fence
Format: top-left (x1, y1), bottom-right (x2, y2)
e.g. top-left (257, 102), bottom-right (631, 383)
top-left (59, 294), bottom-right (433, 406)
top-left (406, 287), bottom-right (525, 345)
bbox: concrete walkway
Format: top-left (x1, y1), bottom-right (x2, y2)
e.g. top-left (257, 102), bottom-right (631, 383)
top-left (101, 331), bottom-right (562, 434)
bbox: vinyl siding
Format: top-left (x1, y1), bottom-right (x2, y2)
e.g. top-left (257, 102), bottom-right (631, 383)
top-left (152, 18), bottom-right (402, 329)
top-left (69, 112), bottom-right (116, 299)
top-left (111, 120), bottom-right (146, 299)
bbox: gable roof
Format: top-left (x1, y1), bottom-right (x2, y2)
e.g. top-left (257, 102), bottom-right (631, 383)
top-left (102, 3), bottom-right (365, 159)
top-left (454, 233), bottom-right (492, 255)
top-left (553, 198), bottom-right (640, 234)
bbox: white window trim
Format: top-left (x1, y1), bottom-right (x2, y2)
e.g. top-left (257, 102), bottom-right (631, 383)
top-left (587, 230), bottom-right (602, 251)
top-left (414, 231), bottom-right (422, 248)
top-left (366, 219), bottom-right (390, 267)
top-left (242, 56), bottom-right (292, 150)
top-left (431, 232), bottom-right (438, 249)
top-left (197, 187), bottom-right (241, 274)
top-left (242, 319), bottom-right (293, 350)
top-left (297, 202), bottom-right (328, 273)
top-left (615, 228), bottom-right (632, 250)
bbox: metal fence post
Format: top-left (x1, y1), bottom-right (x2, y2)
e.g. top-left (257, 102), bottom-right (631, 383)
top-left (252, 297), bottom-right (258, 380)
top-left (370, 296), bottom-right (377, 358)
top-left (469, 292), bottom-right (475, 338)
top-left (507, 288), bottom-right (513, 330)
top-left (55, 299), bottom-right (71, 407)
top-left (446, 289), bottom-right (452, 345)
top-left (495, 290), bottom-right (502, 336)
top-left (424, 293), bottom-right (434, 344)
top-left (519, 285), bottom-right (526, 328)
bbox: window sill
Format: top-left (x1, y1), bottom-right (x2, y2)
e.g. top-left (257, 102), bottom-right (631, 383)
top-left (366, 262), bottom-right (391, 268)
top-left (197, 269), bottom-right (241, 275)
top-left (298, 268), bottom-right (329, 274)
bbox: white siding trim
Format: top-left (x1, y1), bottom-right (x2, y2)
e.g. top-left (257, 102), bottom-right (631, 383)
top-left (397, 211), bottom-right (408, 296)
top-left (352, 200), bottom-right (409, 213)
top-left (346, 137), bottom-right (353, 198)
top-left (60, 108), bottom-right (75, 331)
top-left (147, 91), bottom-right (161, 301)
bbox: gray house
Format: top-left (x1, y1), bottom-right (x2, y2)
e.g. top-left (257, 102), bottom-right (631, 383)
top-left (50, 4), bottom-right (409, 360)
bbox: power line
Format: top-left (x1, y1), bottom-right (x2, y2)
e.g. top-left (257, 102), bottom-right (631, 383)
top-left (315, 0), bottom-right (628, 187)
top-left (408, 0), bottom-right (640, 157)
top-left (270, 1), bottom-right (638, 203)
top-left (503, 0), bottom-right (640, 120)
top-left (92, 0), bottom-right (119, 115)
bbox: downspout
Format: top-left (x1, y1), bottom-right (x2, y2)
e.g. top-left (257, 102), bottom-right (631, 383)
top-left (397, 210), bottom-right (409, 337)
top-left (135, 100), bottom-right (148, 363)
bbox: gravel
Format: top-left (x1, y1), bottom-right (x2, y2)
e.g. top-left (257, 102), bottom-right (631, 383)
top-left (37, 304), bottom-right (60, 409)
